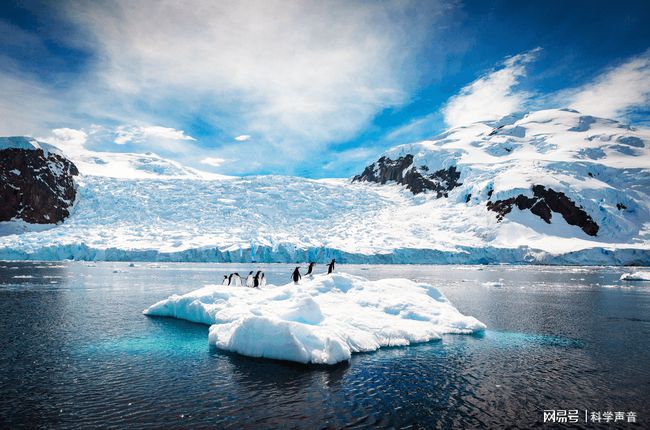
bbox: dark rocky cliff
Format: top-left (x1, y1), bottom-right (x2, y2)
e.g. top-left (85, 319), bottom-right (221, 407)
top-left (1, 144), bottom-right (79, 225)
top-left (486, 185), bottom-right (599, 236)
top-left (353, 154), bottom-right (462, 197)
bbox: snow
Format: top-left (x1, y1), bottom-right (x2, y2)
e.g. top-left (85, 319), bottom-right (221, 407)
top-left (620, 271), bottom-right (650, 281)
top-left (1, 172), bottom-right (646, 264)
top-left (143, 273), bottom-right (485, 364)
top-left (0, 136), bottom-right (63, 157)
top-left (0, 220), bottom-right (56, 236)
top-left (378, 108), bottom-right (650, 257)
top-left (1, 108), bottom-right (649, 265)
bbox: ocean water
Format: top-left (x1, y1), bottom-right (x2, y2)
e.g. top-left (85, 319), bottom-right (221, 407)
top-left (1, 262), bottom-right (649, 429)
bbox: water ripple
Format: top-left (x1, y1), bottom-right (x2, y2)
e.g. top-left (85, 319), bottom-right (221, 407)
top-left (1, 263), bottom-right (649, 428)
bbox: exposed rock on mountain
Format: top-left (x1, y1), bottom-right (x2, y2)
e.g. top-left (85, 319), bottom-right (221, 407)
top-left (0, 137), bottom-right (79, 225)
top-left (486, 185), bottom-right (599, 236)
top-left (353, 154), bottom-right (461, 196)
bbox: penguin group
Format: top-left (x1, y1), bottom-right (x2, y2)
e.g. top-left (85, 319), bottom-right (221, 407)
top-left (222, 271), bottom-right (266, 288)
top-left (221, 259), bottom-right (336, 288)
top-left (290, 259), bottom-right (336, 284)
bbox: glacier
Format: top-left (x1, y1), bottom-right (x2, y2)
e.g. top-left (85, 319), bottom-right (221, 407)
top-left (1, 108), bottom-right (649, 265)
top-left (143, 273), bottom-right (486, 364)
top-left (0, 173), bottom-right (647, 264)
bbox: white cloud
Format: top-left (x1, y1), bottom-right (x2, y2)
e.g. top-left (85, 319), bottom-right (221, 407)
top-left (38, 128), bottom-right (88, 154)
top-left (113, 128), bottom-right (134, 145)
top-left (62, 0), bottom-right (452, 157)
top-left (141, 126), bottom-right (195, 141)
top-left (0, 1), bottom-right (466, 175)
top-left (567, 53), bottom-right (650, 119)
top-left (36, 124), bottom-right (199, 160)
top-left (200, 157), bottom-right (227, 167)
top-left (234, 134), bottom-right (251, 142)
top-left (442, 48), bottom-right (540, 128)
top-left (114, 125), bottom-right (195, 145)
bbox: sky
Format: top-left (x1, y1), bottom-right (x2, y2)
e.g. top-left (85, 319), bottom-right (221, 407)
top-left (0, 0), bottom-right (649, 178)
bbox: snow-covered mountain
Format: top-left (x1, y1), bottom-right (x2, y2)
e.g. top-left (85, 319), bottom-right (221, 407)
top-left (355, 108), bottom-right (650, 252)
top-left (1, 109), bottom-right (649, 264)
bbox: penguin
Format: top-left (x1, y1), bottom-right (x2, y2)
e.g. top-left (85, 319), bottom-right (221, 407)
top-left (260, 272), bottom-right (267, 288)
top-left (327, 259), bottom-right (336, 274)
top-left (246, 271), bottom-right (254, 288)
top-left (227, 273), bottom-right (234, 286)
top-left (232, 272), bottom-right (242, 287)
top-left (254, 271), bottom-right (263, 288)
top-left (306, 262), bottom-right (315, 277)
top-left (222, 275), bottom-right (229, 285)
top-left (292, 267), bottom-right (301, 284)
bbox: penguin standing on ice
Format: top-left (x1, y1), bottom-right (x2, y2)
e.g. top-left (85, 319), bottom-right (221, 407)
top-left (327, 259), bottom-right (336, 274)
top-left (305, 262), bottom-right (315, 277)
top-left (292, 267), bottom-right (301, 284)
top-left (232, 273), bottom-right (242, 287)
top-left (254, 271), bottom-right (263, 288)
top-left (222, 275), bottom-right (229, 285)
top-left (246, 271), bottom-right (254, 288)
top-left (228, 273), bottom-right (241, 287)
top-left (260, 272), bottom-right (267, 288)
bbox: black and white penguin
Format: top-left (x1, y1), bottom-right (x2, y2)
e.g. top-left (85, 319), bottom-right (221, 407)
top-left (306, 262), bottom-right (315, 276)
top-left (327, 259), bottom-right (336, 274)
top-left (232, 272), bottom-right (242, 287)
top-left (246, 271), bottom-right (254, 288)
top-left (260, 272), bottom-right (267, 288)
top-left (254, 271), bottom-right (263, 288)
top-left (222, 275), bottom-right (229, 285)
top-left (227, 273), bottom-right (234, 286)
top-left (292, 267), bottom-right (301, 284)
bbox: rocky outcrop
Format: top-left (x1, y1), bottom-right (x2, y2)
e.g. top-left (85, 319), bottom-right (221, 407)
top-left (353, 154), bottom-right (461, 197)
top-left (1, 142), bottom-right (79, 225)
top-left (487, 185), bottom-right (599, 236)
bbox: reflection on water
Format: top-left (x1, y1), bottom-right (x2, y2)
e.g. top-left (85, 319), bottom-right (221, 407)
top-left (1, 262), bottom-right (649, 428)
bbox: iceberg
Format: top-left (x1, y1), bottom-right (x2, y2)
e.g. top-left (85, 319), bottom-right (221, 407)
top-left (620, 271), bottom-right (650, 281)
top-left (143, 273), bottom-right (485, 364)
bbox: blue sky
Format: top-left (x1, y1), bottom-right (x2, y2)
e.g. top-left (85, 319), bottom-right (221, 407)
top-left (1, 0), bottom-right (649, 177)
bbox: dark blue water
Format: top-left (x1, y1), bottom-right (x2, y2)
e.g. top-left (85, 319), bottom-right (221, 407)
top-left (1, 263), bottom-right (649, 429)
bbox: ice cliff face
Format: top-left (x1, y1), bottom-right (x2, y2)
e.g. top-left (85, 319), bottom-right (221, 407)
top-left (0, 137), bottom-right (79, 225)
top-left (354, 108), bottom-right (650, 241)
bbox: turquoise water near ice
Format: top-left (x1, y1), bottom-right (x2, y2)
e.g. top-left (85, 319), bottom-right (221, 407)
top-left (1, 262), bottom-right (649, 428)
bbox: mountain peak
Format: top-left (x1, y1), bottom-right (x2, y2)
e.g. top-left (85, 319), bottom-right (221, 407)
top-left (354, 108), bottom-right (650, 243)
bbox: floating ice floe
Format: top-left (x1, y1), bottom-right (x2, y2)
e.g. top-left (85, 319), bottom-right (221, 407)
top-left (482, 280), bottom-right (504, 288)
top-left (620, 271), bottom-right (650, 281)
top-left (143, 273), bottom-right (485, 364)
